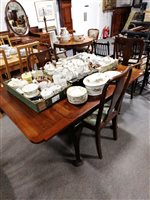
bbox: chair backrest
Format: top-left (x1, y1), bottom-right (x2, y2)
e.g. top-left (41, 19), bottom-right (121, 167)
top-left (0, 35), bottom-right (12, 46)
top-left (95, 66), bottom-right (132, 129)
top-left (27, 49), bottom-right (53, 71)
top-left (49, 30), bottom-right (58, 49)
top-left (16, 41), bottom-right (40, 73)
top-left (94, 41), bottom-right (110, 57)
top-left (0, 49), bottom-right (11, 83)
top-left (113, 36), bottom-right (144, 66)
top-left (88, 28), bottom-right (99, 41)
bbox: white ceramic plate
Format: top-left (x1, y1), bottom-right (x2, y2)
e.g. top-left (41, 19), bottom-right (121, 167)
top-left (104, 71), bottom-right (121, 79)
top-left (24, 90), bottom-right (40, 99)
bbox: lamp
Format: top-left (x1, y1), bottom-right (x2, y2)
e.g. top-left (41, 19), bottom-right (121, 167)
top-left (42, 8), bottom-right (48, 32)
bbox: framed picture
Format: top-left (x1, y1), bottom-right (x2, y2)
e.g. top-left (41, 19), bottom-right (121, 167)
top-left (34, 0), bottom-right (55, 22)
top-left (103, 0), bottom-right (116, 11)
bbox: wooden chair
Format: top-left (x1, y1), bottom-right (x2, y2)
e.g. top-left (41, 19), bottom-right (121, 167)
top-left (0, 35), bottom-right (12, 46)
top-left (74, 66), bottom-right (132, 164)
top-left (140, 44), bottom-right (150, 94)
top-left (76, 28), bottom-right (99, 53)
top-left (113, 36), bottom-right (144, 65)
top-left (27, 49), bottom-right (53, 71)
top-left (48, 31), bottom-right (67, 61)
top-left (16, 41), bottom-right (40, 73)
top-left (0, 49), bottom-right (11, 85)
top-left (88, 28), bottom-right (99, 41)
top-left (94, 41), bottom-right (110, 56)
top-left (113, 36), bottom-right (145, 98)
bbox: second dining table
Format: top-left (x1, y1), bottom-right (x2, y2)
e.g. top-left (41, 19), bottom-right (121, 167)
top-left (54, 36), bottom-right (94, 56)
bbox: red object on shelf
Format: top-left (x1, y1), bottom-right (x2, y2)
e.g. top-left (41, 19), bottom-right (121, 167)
top-left (102, 26), bottom-right (109, 39)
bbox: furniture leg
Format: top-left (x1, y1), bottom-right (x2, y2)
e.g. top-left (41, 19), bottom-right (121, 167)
top-left (73, 123), bottom-right (83, 166)
top-left (95, 130), bottom-right (103, 159)
top-left (139, 67), bottom-right (149, 94)
top-left (130, 80), bottom-right (137, 99)
top-left (112, 116), bottom-right (118, 140)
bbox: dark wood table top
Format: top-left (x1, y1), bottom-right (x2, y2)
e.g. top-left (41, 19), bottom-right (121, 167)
top-left (54, 36), bottom-right (94, 55)
top-left (0, 65), bottom-right (142, 144)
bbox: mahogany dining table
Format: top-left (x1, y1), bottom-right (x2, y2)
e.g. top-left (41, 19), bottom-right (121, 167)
top-left (0, 65), bottom-right (142, 166)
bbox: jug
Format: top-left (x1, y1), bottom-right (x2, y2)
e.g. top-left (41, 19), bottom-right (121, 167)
top-left (60, 27), bottom-right (69, 36)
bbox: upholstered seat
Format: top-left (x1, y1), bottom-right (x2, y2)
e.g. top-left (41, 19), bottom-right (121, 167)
top-left (84, 105), bottom-right (109, 126)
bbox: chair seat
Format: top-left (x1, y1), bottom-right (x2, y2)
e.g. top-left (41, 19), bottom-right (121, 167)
top-left (84, 105), bottom-right (109, 126)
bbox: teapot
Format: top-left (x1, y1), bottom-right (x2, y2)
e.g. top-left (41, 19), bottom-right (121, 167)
top-left (60, 27), bottom-right (69, 36)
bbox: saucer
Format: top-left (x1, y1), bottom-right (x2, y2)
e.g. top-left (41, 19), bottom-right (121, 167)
top-left (24, 90), bottom-right (40, 99)
top-left (104, 71), bottom-right (121, 79)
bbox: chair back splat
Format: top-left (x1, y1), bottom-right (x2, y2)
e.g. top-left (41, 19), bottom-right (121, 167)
top-left (74, 66), bottom-right (132, 161)
top-left (94, 41), bottom-right (110, 57)
top-left (16, 41), bottom-right (40, 73)
top-left (27, 49), bottom-right (53, 71)
top-left (0, 35), bottom-right (12, 46)
top-left (113, 36), bottom-right (144, 65)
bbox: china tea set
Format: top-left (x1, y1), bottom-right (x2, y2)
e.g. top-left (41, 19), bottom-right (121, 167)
top-left (7, 52), bottom-right (120, 105)
top-left (57, 27), bottom-right (85, 43)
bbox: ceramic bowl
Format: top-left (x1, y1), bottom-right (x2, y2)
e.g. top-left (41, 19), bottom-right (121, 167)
top-left (57, 34), bottom-right (71, 43)
top-left (67, 86), bottom-right (88, 105)
top-left (73, 34), bottom-right (84, 42)
top-left (22, 83), bottom-right (39, 97)
top-left (83, 73), bottom-right (108, 96)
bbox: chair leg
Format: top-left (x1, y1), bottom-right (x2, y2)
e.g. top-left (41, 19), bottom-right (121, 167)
top-left (95, 130), bottom-right (103, 159)
top-left (73, 123), bottom-right (83, 166)
top-left (139, 69), bottom-right (149, 94)
top-left (130, 80), bottom-right (137, 99)
top-left (112, 116), bottom-right (118, 140)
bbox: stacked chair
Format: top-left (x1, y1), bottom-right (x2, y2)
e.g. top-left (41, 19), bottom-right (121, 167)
top-left (113, 36), bottom-right (146, 98)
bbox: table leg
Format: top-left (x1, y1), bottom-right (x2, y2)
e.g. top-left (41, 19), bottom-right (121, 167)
top-left (73, 48), bottom-right (76, 56)
top-left (73, 123), bottom-right (83, 166)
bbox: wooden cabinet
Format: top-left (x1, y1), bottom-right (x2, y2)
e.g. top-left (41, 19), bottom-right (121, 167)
top-left (111, 7), bottom-right (131, 36)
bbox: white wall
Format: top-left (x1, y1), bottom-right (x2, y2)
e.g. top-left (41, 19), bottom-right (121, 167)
top-left (0, 0), bottom-right (149, 34)
top-left (0, 0), bottom-right (60, 32)
top-left (71, 0), bottom-right (112, 38)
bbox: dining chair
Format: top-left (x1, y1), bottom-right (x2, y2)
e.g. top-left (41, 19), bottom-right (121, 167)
top-left (76, 28), bottom-right (99, 53)
top-left (113, 36), bottom-right (146, 98)
top-left (88, 28), bottom-right (99, 41)
top-left (113, 36), bottom-right (144, 65)
top-left (94, 41), bottom-right (110, 57)
top-left (0, 49), bottom-right (11, 85)
top-left (16, 41), bottom-right (40, 73)
top-left (48, 31), bottom-right (67, 61)
top-left (27, 49), bottom-right (53, 71)
top-left (140, 44), bottom-right (150, 94)
top-left (73, 66), bottom-right (132, 163)
top-left (0, 35), bottom-right (12, 46)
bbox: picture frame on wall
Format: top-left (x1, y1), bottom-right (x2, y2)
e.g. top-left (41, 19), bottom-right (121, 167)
top-left (34, 0), bottom-right (55, 22)
top-left (103, 0), bottom-right (116, 11)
